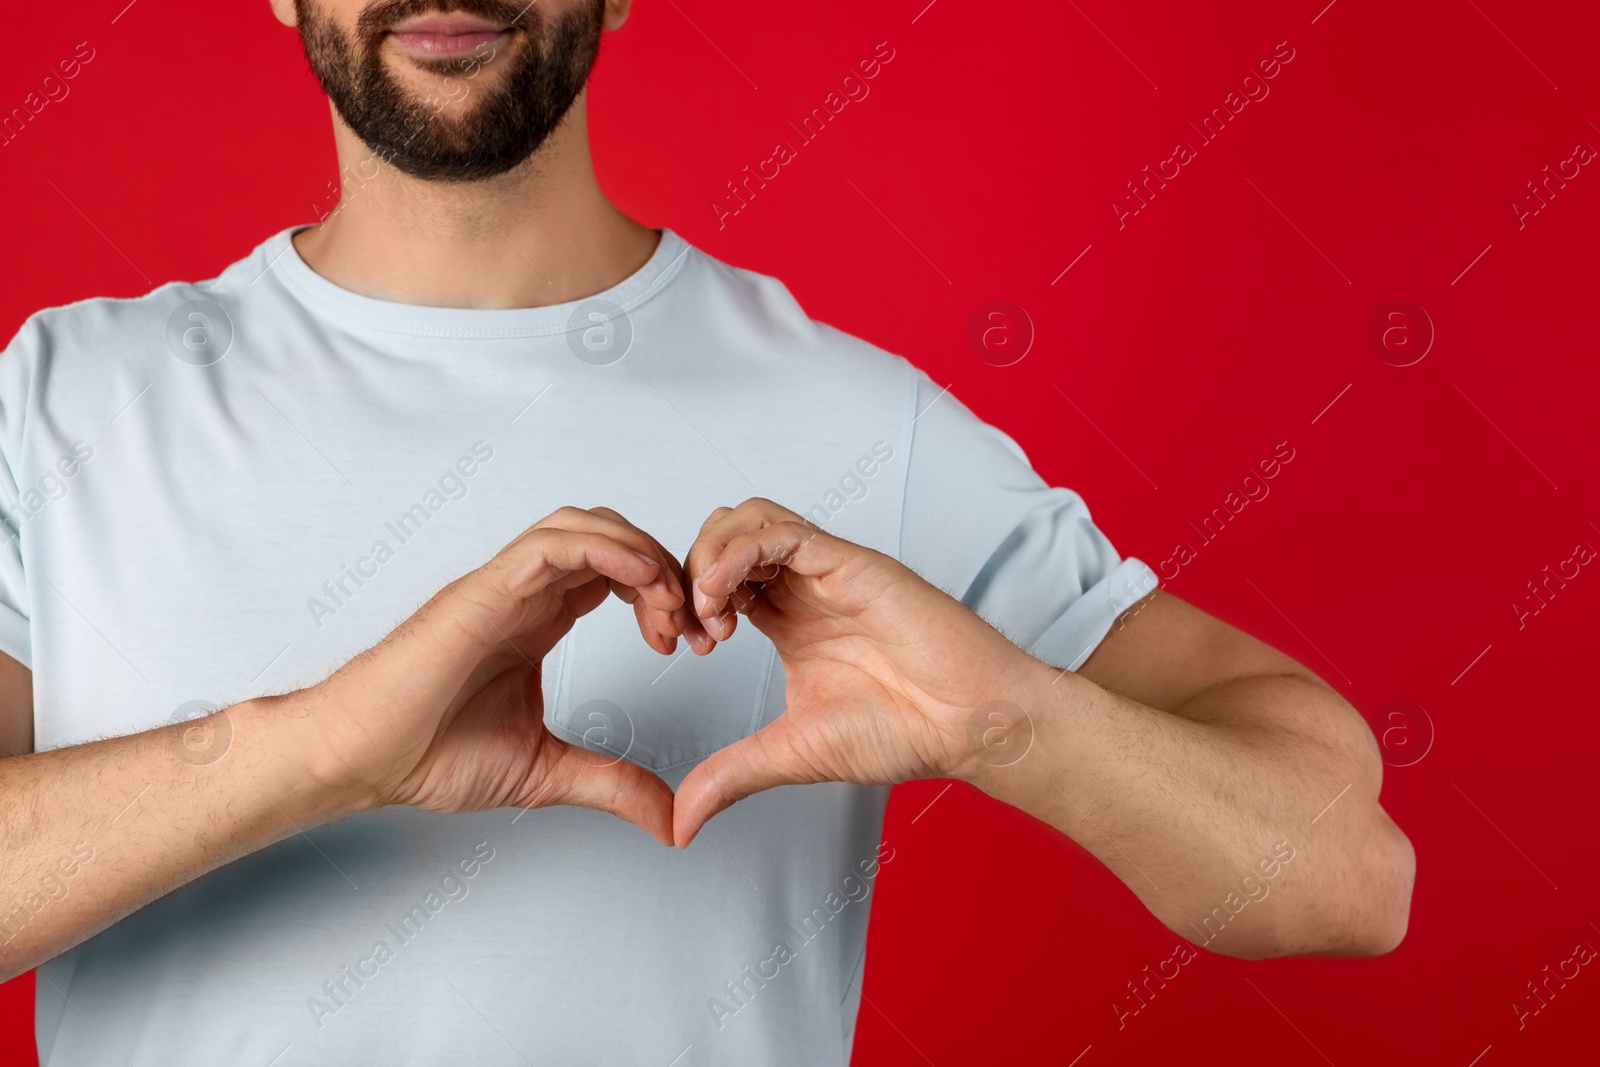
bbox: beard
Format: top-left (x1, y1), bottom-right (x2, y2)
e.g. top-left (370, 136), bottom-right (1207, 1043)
top-left (294, 0), bottom-right (605, 182)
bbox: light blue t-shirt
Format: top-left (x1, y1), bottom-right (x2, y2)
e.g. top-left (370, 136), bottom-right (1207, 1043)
top-left (0, 227), bottom-right (1156, 1066)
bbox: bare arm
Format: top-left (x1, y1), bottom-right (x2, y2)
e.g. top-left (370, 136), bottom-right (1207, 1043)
top-left (0, 681), bottom-right (361, 980)
top-left (0, 507), bottom-right (695, 981)
top-left (972, 590), bottom-right (1415, 958)
top-left (671, 498), bottom-right (1415, 960)
top-left (0, 653), bottom-right (28, 758)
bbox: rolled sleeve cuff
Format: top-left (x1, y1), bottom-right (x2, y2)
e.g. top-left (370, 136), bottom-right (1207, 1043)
top-left (1025, 557), bottom-right (1159, 671)
top-left (0, 601), bottom-right (29, 669)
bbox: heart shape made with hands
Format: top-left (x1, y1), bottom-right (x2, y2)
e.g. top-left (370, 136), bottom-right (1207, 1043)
top-left (325, 499), bottom-right (1018, 853)
top-left (612, 497), bottom-right (1036, 849)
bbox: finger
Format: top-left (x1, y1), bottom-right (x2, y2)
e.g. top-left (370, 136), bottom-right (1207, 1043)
top-left (632, 598), bottom-right (677, 655)
top-left (584, 506), bottom-right (688, 605)
top-left (705, 521), bottom-right (847, 591)
top-left (622, 583), bottom-right (712, 652)
top-left (491, 528), bottom-right (680, 614)
top-left (479, 571), bottom-right (615, 670)
top-left (585, 509), bottom-right (717, 653)
top-left (685, 504), bottom-right (738, 593)
top-left (543, 744), bottom-right (678, 846)
top-left (702, 582), bottom-right (763, 646)
top-left (703, 608), bottom-right (738, 643)
top-left (391, 536), bottom-right (645, 691)
top-left (687, 497), bottom-right (799, 557)
top-left (694, 522), bottom-right (846, 619)
top-left (446, 530), bottom-right (677, 660)
top-left (522, 507), bottom-right (685, 611)
top-left (677, 605), bottom-right (716, 655)
top-left (605, 577), bottom-right (680, 652)
top-left (526, 508), bottom-right (700, 654)
top-left (576, 509), bottom-right (716, 653)
top-left (685, 500), bottom-right (787, 616)
top-left (672, 716), bottom-right (818, 847)
top-left (686, 499), bottom-right (847, 615)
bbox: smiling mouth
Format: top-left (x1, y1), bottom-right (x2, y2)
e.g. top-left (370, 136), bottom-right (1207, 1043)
top-left (385, 13), bottom-right (515, 57)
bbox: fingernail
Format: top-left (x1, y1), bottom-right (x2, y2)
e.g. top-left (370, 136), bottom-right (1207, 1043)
top-left (634, 551), bottom-right (659, 566)
top-left (671, 607), bottom-right (689, 634)
top-left (701, 560), bottom-right (719, 581)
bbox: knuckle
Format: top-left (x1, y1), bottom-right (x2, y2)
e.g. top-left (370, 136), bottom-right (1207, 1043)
top-left (500, 522), bottom-right (540, 553)
top-left (781, 520), bottom-right (823, 550)
top-left (499, 538), bottom-right (557, 590)
top-left (503, 526), bottom-right (551, 559)
top-left (425, 582), bottom-right (496, 647)
top-left (530, 506), bottom-right (587, 533)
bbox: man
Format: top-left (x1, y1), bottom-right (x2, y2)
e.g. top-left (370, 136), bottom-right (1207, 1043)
top-left (0, 1), bottom-right (1414, 1063)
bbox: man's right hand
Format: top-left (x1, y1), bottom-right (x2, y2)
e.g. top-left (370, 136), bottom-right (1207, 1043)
top-left (273, 506), bottom-right (699, 844)
top-left (0, 506), bottom-right (699, 980)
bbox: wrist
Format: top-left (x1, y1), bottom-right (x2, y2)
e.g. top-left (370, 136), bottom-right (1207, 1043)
top-left (952, 654), bottom-right (1074, 796)
top-left (230, 693), bottom-right (384, 822)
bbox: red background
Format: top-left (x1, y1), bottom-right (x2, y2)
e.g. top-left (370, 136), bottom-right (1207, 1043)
top-left (3, 0), bottom-right (1597, 1063)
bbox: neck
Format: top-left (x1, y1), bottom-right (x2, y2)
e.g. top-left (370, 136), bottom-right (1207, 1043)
top-left (293, 91), bottom-right (659, 309)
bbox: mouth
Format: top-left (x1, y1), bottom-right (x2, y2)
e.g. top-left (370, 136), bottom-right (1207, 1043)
top-left (385, 13), bottom-right (514, 58)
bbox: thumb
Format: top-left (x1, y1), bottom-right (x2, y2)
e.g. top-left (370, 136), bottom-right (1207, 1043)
top-left (543, 744), bottom-right (678, 846)
top-left (673, 716), bottom-right (816, 847)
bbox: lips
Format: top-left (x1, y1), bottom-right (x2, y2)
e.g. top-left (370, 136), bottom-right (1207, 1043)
top-left (386, 13), bottom-right (512, 57)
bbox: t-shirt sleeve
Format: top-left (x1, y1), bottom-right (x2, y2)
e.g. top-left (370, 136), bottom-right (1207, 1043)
top-left (899, 375), bottom-right (1158, 671)
top-left (0, 319), bottom-right (37, 669)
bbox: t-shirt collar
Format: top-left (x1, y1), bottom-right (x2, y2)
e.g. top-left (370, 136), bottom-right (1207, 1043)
top-left (259, 224), bottom-right (691, 339)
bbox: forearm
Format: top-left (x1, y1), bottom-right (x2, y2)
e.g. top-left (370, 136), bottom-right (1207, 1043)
top-left (0, 696), bottom-right (365, 979)
top-left (966, 662), bottom-right (1414, 958)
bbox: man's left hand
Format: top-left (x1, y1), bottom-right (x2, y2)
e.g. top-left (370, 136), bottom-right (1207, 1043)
top-left (674, 497), bottom-right (1035, 846)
